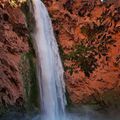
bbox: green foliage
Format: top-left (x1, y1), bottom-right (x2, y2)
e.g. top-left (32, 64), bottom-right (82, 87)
top-left (20, 0), bottom-right (39, 112)
top-left (59, 23), bottom-right (116, 77)
top-left (19, 50), bottom-right (39, 112)
top-left (21, 1), bottom-right (35, 33)
top-left (81, 24), bottom-right (105, 39)
top-left (64, 43), bottom-right (97, 77)
top-left (65, 65), bottom-right (74, 75)
top-left (81, 26), bottom-right (89, 35)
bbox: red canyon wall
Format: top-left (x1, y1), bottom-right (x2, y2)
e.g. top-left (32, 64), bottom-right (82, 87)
top-left (0, 1), bottom-right (38, 112)
top-left (0, 1), bottom-right (29, 106)
top-left (44, 0), bottom-right (120, 107)
top-left (0, 0), bottom-right (120, 109)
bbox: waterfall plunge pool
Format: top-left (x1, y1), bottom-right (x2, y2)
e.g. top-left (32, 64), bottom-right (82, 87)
top-left (0, 106), bottom-right (120, 120)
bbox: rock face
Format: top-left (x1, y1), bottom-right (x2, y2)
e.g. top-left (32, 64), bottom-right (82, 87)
top-left (0, 1), bottom-right (29, 106)
top-left (44, 0), bottom-right (120, 107)
top-left (1, 0), bottom-right (120, 110)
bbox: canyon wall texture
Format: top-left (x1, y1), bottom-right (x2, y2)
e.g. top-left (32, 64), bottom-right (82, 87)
top-left (0, 0), bottom-right (38, 113)
top-left (0, 0), bottom-right (120, 112)
top-left (44, 0), bottom-right (120, 108)
top-left (0, 0), bottom-right (28, 105)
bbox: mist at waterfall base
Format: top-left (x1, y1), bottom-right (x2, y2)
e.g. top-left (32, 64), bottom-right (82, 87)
top-left (31, 106), bottom-right (120, 120)
top-left (1, 106), bottom-right (120, 120)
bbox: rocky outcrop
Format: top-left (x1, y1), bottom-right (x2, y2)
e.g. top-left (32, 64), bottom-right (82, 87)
top-left (0, 1), bottom-right (29, 107)
top-left (44, 0), bottom-right (120, 107)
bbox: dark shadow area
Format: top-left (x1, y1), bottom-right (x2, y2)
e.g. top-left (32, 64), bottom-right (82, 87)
top-left (1, 106), bottom-right (120, 120)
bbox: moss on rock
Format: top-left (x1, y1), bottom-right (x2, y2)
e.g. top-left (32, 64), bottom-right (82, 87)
top-left (19, 49), bottom-right (39, 112)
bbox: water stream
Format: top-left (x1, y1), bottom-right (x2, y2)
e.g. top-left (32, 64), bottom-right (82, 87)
top-left (32, 0), bottom-right (66, 120)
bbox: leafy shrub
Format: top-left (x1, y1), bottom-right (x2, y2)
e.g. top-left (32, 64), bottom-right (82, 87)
top-left (64, 43), bottom-right (98, 77)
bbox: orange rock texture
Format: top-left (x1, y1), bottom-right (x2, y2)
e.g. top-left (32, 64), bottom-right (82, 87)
top-left (0, 1), bottom-right (29, 106)
top-left (44, 0), bottom-right (120, 105)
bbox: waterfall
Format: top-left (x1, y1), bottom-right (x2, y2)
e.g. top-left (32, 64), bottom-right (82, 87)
top-left (32, 0), bottom-right (66, 120)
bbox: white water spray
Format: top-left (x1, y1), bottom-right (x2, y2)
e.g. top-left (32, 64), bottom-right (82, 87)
top-left (32, 0), bottom-right (66, 120)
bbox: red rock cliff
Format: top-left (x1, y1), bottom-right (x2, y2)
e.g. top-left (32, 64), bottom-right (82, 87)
top-left (44, 0), bottom-right (120, 107)
top-left (0, 1), bottom-right (30, 106)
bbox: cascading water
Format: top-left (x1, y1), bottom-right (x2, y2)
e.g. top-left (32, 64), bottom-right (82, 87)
top-left (32, 0), bottom-right (66, 120)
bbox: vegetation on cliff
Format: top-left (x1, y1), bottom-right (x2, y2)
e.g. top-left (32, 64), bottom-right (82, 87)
top-left (0, 0), bottom-right (39, 115)
top-left (43, 0), bottom-right (120, 108)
